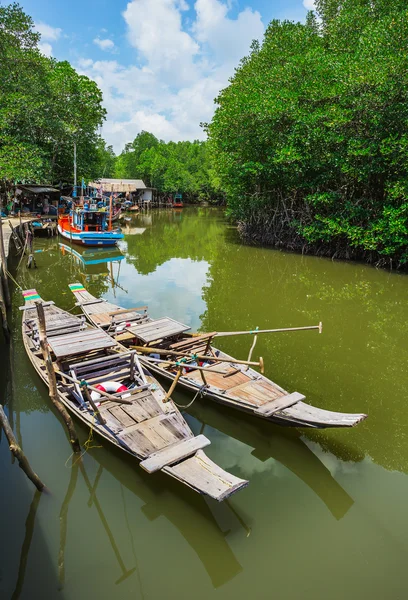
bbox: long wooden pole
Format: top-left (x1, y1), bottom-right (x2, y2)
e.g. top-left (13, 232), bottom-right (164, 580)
top-left (131, 345), bottom-right (264, 372)
top-left (214, 323), bottom-right (323, 337)
top-left (0, 214), bottom-right (11, 306)
top-left (108, 197), bottom-right (112, 231)
top-left (0, 277), bottom-right (10, 342)
top-left (35, 302), bottom-right (81, 453)
top-left (0, 405), bottom-right (45, 491)
top-left (141, 355), bottom-right (241, 375)
top-left (163, 366), bottom-right (183, 403)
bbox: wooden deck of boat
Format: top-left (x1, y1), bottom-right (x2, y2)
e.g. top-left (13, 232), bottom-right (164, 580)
top-left (68, 285), bottom-right (367, 429)
top-left (22, 289), bottom-right (248, 500)
top-left (69, 284), bottom-right (145, 327)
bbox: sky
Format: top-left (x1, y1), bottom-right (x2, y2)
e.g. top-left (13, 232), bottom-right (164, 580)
top-left (17, 0), bottom-right (315, 153)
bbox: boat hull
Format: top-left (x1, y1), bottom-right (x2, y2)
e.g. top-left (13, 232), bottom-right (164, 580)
top-left (58, 223), bottom-right (123, 247)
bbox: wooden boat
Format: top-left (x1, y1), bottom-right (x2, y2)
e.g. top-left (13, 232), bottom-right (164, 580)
top-left (69, 284), bottom-right (368, 429)
top-left (21, 288), bottom-right (248, 501)
top-left (58, 203), bottom-right (124, 247)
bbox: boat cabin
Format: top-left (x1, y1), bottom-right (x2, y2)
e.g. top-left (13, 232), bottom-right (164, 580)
top-left (72, 207), bottom-right (108, 232)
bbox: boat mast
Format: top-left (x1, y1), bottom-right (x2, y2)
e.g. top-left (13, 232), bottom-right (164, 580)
top-left (108, 196), bottom-right (112, 231)
top-left (73, 142), bottom-right (77, 197)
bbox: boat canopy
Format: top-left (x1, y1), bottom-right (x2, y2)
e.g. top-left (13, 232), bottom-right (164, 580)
top-left (72, 206), bottom-right (108, 232)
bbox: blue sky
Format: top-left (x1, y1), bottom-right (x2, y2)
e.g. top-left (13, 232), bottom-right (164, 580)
top-left (17, 0), bottom-right (313, 152)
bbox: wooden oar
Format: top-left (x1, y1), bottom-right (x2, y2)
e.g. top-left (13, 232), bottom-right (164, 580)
top-left (131, 345), bottom-right (264, 373)
top-left (214, 323), bottom-right (323, 337)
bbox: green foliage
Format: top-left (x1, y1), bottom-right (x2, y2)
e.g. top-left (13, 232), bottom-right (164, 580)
top-left (115, 132), bottom-right (223, 202)
top-left (207, 0), bottom-right (408, 266)
top-left (0, 3), bottom-right (107, 188)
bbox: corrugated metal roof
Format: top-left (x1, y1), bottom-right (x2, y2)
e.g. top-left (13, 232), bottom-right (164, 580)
top-left (18, 185), bottom-right (59, 194)
top-left (88, 178), bottom-right (146, 192)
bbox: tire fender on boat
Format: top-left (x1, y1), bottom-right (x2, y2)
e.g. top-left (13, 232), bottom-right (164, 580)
top-left (90, 381), bottom-right (128, 401)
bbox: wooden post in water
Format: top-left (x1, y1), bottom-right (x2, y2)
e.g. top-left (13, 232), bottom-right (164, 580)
top-left (0, 214), bottom-right (11, 307)
top-left (0, 277), bottom-right (10, 342)
top-left (0, 405), bottom-right (45, 491)
top-left (35, 302), bottom-right (81, 453)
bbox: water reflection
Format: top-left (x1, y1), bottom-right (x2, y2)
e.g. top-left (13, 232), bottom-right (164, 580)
top-left (185, 398), bottom-right (354, 521)
top-left (58, 457), bottom-right (79, 589)
top-left (11, 490), bottom-right (42, 600)
top-left (82, 437), bottom-right (245, 589)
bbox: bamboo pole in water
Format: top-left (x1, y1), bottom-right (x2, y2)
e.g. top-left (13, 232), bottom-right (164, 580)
top-left (214, 323), bottom-right (323, 337)
top-left (0, 405), bottom-right (45, 491)
top-left (0, 278), bottom-right (10, 342)
top-left (35, 302), bottom-right (81, 453)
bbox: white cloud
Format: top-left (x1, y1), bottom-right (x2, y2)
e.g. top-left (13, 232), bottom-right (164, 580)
top-left (38, 42), bottom-right (53, 57)
top-left (93, 37), bottom-right (117, 52)
top-left (35, 21), bottom-right (62, 58)
top-left (77, 0), bottom-right (265, 152)
top-left (123, 0), bottom-right (200, 85)
top-left (303, 0), bottom-right (316, 9)
top-left (35, 22), bottom-right (62, 41)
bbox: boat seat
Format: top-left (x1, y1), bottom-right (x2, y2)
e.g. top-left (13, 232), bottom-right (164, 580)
top-left (68, 350), bottom-right (147, 387)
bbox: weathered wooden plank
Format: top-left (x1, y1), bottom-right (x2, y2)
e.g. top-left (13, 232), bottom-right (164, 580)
top-left (108, 306), bottom-right (148, 317)
top-left (70, 350), bottom-right (134, 370)
top-left (140, 435), bottom-right (211, 473)
top-left (120, 393), bottom-right (161, 423)
top-left (108, 406), bottom-right (135, 427)
top-left (254, 391), bottom-right (305, 416)
top-left (229, 379), bottom-right (281, 407)
top-left (165, 450), bottom-right (248, 501)
top-left (169, 333), bottom-right (216, 350)
top-left (129, 318), bottom-right (190, 343)
top-left (118, 412), bottom-right (192, 457)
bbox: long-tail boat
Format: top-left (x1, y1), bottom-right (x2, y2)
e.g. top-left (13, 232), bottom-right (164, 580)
top-left (69, 284), bottom-right (367, 429)
top-left (21, 288), bottom-right (248, 501)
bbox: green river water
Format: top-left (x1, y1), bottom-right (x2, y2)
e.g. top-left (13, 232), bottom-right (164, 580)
top-left (1, 207), bottom-right (408, 600)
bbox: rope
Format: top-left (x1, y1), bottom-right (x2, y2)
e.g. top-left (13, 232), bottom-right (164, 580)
top-left (173, 384), bottom-right (208, 409)
top-left (4, 268), bottom-right (22, 289)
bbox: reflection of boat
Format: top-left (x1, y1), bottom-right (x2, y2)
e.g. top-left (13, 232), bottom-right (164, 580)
top-left (69, 285), bottom-right (367, 429)
top-left (58, 204), bottom-right (123, 247)
top-left (21, 289), bottom-right (248, 501)
top-left (58, 441), bottom-right (247, 589)
top-left (187, 399), bottom-right (354, 520)
top-left (59, 243), bottom-right (125, 267)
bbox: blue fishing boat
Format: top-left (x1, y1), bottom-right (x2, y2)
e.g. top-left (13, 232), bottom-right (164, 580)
top-left (58, 202), bottom-right (124, 247)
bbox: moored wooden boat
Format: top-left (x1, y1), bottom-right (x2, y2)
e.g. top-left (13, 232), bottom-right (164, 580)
top-left (69, 284), bottom-right (368, 429)
top-left (21, 288), bottom-right (248, 500)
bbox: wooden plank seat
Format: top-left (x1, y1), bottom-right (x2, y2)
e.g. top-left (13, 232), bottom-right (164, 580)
top-left (127, 317), bottom-right (191, 344)
top-left (48, 327), bottom-right (116, 359)
top-left (140, 435), bottom-right (211, 473)
top-left (254, 391), bottom-right (305, 416)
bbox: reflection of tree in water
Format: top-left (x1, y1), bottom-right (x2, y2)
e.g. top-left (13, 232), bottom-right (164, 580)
top-left (200, 237), bottom-right (408, 474)
top-left (125, 209), bottom-right (226, 275)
